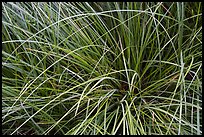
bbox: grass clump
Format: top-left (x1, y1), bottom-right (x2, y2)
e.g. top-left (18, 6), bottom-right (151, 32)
top-left (2, 2), bottom-right (202, 135)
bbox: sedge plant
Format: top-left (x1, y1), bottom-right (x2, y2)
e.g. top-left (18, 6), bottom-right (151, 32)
top-left (2, 2), bottom-right (202, 135)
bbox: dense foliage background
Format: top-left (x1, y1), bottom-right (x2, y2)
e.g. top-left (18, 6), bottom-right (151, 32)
top-left (2, 2), bottom-right (202, 135)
